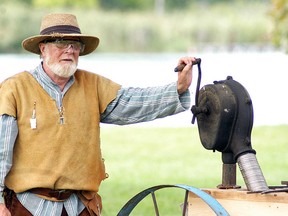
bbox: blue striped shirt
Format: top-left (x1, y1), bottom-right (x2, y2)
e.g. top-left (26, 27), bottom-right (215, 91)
top-left (0, 63), bottom-right (190, 215)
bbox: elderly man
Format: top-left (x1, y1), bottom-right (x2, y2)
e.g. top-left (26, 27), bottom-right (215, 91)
top-left (0, 13), bottom-right (196, 216)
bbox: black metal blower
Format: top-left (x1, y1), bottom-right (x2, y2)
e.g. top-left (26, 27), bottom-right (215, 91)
top-left (190, 59), bottom-right (268, 192)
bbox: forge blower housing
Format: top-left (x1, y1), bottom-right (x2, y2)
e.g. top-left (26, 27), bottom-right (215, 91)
top-left (193, 76), bottom-right (255, 162)
top-left (191, 60), bottom-right (268, 192)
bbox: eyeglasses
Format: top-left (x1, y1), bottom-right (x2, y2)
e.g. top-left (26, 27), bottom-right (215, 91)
top-left (44, 39), bottom-right (85, 53)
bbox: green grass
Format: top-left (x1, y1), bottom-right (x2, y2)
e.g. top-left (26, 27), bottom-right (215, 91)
top-left (99, 125), bottom-right (288, 215)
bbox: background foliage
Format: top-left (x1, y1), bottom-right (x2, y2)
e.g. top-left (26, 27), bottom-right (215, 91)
top-left (270, 0), bottom-right (288, 52)
top-left (1, 0), bottom-right (284, 53)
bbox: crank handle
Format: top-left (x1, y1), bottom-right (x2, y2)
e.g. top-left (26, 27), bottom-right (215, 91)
top-left (174, 58), bottom-right (201, 72)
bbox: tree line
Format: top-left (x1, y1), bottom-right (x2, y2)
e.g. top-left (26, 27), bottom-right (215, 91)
top-left (1, 0), bottom-right (287, 53)
top-left (7, 0), bottom-right (268, 11)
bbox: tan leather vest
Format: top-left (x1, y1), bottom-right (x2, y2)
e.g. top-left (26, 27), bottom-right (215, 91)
top-left (0, 70), bottom-right (121, 193)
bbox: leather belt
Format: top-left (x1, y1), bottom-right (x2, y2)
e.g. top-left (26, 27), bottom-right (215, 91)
top-left (29, 188), bottom-right (75, 200)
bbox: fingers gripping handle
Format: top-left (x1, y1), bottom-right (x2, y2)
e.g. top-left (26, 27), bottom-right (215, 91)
top-left (174, 58), bottom-right (201, 72)
top-left (173, 57), bottom-right (202, 124)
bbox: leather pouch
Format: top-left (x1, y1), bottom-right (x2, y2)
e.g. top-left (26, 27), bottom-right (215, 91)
top-left (77, 191), bottom-right (102, 216)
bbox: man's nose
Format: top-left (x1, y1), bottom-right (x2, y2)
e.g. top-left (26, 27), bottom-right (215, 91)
top-left (65, 44), bottom-right (75, 53)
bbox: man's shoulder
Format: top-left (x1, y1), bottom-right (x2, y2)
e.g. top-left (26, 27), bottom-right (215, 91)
top-left (74, 69), bottom-right (106, 82)
top-left (74, 69), bottom-right (121, 91)
top-left (75, 69), bottom-right (100, 77)
top-left (0, 71), bottom-right (32, 88)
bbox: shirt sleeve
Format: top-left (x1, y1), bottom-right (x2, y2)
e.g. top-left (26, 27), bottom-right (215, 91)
top-left (0, 115), bottom-right (18, 203)
top-left (100, 82), bottom-right (191, 125)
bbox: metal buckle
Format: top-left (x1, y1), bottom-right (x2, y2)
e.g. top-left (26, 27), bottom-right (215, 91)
top-left (49, 189), bottom-right (70, 199)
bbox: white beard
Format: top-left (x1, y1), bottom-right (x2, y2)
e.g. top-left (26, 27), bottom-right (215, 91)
top-left (45, 56), bottom-right (77, 78)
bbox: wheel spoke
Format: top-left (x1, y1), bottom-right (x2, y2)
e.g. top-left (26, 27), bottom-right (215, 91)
top-left (151, 191), bottom-right (160, 216)
top-left (182, 190), bottom-right (189, 216)
top-left (117, 184), bottom-right (229, 216)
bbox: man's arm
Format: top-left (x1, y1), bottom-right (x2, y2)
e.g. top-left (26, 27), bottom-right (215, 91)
top-left (100, 82), bottom-right (190, 125)
top-left (0, 115), bottom-right (18, 214)
top-left (101, 56), bottom-right (195, 125)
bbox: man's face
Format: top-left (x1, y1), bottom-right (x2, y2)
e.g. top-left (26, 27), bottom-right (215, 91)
top-left (40, 38), bottom-right (83, 78)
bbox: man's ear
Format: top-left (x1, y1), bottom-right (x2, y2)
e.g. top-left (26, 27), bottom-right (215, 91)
top-left (39, 43), bottom-right (46, 55)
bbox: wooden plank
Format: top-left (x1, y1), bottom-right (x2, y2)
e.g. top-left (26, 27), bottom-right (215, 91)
top-left (188, 188), bottom-right (288, 216)
top-left (201, 188), bottom-right (288, 203)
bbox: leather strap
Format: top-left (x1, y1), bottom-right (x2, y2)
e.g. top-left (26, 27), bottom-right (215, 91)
top-left (29, 188), bottom-right (75, 201)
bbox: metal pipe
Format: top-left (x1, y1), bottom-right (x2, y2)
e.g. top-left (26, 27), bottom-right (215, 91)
top-left (217, 163), bottom-right (241, 189)
top-left (237, 153), bottom-right (268, 192)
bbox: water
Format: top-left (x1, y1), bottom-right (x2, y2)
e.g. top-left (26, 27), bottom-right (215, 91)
top-left (1, 51), bottom-right (288, 127)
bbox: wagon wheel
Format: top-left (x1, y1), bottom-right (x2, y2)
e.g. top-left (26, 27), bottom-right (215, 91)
top-left (117, 184), bottom-right (229, 216)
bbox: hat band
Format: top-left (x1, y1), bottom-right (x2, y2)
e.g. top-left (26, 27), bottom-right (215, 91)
top-left (40, 25), bottom-right (81, 35)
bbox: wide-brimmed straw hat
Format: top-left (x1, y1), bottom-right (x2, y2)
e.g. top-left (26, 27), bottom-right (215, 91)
top-left (22, 13), bottom-right (99, 56)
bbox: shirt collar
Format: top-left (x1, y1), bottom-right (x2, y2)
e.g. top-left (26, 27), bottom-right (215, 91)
top-left (34, 62), bottom-right (75, 93)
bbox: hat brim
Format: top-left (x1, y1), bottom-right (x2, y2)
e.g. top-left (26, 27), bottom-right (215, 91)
top-left (22, 34), bottom-right (99, 56)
